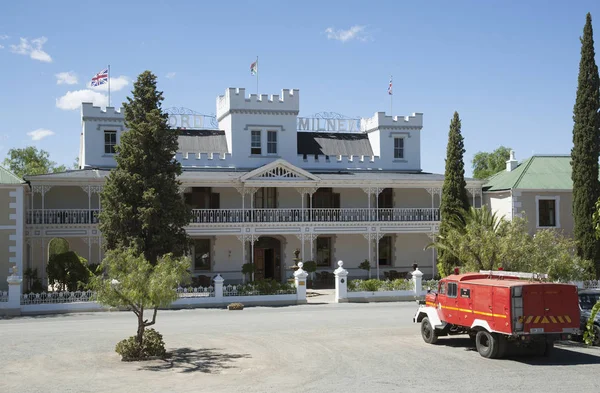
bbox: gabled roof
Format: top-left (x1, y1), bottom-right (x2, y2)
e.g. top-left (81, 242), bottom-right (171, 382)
top-left (240, 159), bottom-right (320, 182)
top-left (0, 165), bottom-right (25, 184)
top-left (484, 155), bottom-right (572, 191)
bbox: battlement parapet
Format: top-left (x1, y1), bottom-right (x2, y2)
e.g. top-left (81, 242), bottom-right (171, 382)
top-left (81, 103), bottom-right (124, 119)
top-left (360, 112), bottom-right (423, 132)
top-left (176, 152), bottom-right (233, 166)
top-left (217, 88), bottom-right (299, 119)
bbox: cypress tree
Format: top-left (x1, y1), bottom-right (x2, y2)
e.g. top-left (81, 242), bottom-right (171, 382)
top-left (571, 13), bottom-right (600, 276)
top-left (438, 111), bottom-right (471, 276)
top-left (99, 71), bottom-right (191, 264)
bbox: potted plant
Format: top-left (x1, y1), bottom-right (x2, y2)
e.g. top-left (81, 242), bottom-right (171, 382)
top-left (359, 259), bottom-right (371, 278)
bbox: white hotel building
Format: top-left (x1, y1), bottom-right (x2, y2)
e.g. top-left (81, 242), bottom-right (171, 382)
top-left (20, 87), bottom-right (485, 288)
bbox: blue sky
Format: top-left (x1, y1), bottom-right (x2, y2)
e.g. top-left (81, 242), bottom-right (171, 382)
top-left (1, 0), bottom-right (599, 176)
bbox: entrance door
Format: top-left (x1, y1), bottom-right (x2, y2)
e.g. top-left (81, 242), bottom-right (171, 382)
top-left (254, 248), bottom-right (265, 281)
top-left (264, 249), bottom-right (275, 280)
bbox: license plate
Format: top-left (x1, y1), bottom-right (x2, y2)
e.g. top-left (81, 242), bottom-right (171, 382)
top-left (530, 328), bottom-right (544, 334)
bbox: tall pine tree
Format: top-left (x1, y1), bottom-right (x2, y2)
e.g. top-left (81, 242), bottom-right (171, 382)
top-left (99, 71), bottom-right (191, 264)
top-left (571, 13), bottom-right (600, 276)
top-left (438, 111), bottom-right (471, 276)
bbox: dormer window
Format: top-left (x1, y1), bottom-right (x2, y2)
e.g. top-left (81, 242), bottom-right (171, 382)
top-left (104, 131), bottom-right (117, 154)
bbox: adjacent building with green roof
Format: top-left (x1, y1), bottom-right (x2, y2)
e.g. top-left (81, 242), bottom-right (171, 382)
top-left (483, 152), bottom-right (573, 236)
top-left (0, 165), bottom-right (26, 291)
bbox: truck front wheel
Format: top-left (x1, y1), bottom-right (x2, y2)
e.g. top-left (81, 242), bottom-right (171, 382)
top-left (421, 317), bottom-right (438, 344)
top-left (475, 330), bottom-right (499, 359)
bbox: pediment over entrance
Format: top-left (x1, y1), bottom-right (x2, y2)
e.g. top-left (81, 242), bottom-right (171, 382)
top-left (240, 159), bottom-right (320, 182)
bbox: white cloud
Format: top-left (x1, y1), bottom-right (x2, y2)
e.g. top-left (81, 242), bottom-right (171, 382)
top-left (166, 72), bottom-right (176, 79)
top-left (0, 35), bottom-right (8, 40)
top-left (0, 45), bottom-right (3, 49)
top-left (56, 71), bottom-right (78, 85)
top-left (324, 25), bottom-right (371, 43)
top-left (89, 75), bottom-right (129, 92)
top-left (10, 36), bottom-right (52, 62)
top-left (56, 89), bottom-right (108, 110)
top-left (27, 128), bottom-right (55, 141)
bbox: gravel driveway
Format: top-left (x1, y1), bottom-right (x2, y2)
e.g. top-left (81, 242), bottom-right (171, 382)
top-left (1, 302), bottom-right (599, 393)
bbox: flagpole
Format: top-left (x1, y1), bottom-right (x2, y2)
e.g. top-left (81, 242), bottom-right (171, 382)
top-left (390, 75), bottom-right (393, 116)
top-left (108, 64), bottom-right (111, 107)
top-left (256, 56), bottom-right (259, 95)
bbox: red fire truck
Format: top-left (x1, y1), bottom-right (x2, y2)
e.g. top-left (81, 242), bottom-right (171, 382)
top-left (413, 270), bottom-right (581, 358)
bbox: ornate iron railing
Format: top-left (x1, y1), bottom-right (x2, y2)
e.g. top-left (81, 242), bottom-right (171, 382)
top-left (21, 290), bottom-right (97, 304)
top-left (26, 209), bottom-right (100, 225)
top-left (27, 207), bottom-right (440, 225)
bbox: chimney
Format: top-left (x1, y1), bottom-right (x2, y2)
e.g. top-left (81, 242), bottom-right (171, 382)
top-left (506, 150), bottom-right (518, 172)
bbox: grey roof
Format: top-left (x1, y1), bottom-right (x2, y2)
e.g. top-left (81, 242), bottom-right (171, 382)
top-left (177, 129), bottom-right (228, 154)
top-left (297, 132), bottom-right (374, 156)
top-left (24, 169), bottom-right (110, 180)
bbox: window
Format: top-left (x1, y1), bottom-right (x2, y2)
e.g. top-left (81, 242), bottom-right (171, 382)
top-left (447, 282), bottom-right (458, 298)
top-left (255, 187), bottom-right (277, 208)
top-left (267, 130), bottom-right (277, 154)
top-left (251, 130), bottom-right (261, 155)
top-left (378, 188), bottom-right (393, 208)
top-left (393, 137), bottom-right (404, 159)
top-left (193, 239), bottom-right (211, 270)
top-left (537, 196), bottom-right (559, 228)
top-left (316, 237), bottom-right (332, 267)
top-left (310, 188), bottom-right (340, 208)
top-left (185, 187), bottom-right (219, 209)
top-left (439, 282), bottom-right (446, 295)
top-left (378, 236), bottom-right (392, 266)
top-left (104, 131), bottom-right (117, 154)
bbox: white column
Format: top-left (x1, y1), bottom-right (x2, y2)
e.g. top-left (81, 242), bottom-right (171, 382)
top-left (294, 262), bottom-right (308, 304)
top-left (334, 260), bottom-right (348, 303)
top-left (213, 274), bottom-right (224, 299)
top-left (411, 267), bottom-right (423, 296)
top-left (7, 270), bottom-right (23, 316)
top-left (300, 233), bottom-right (305, 262)
top-left (310, 234), bottom-right (317, 261)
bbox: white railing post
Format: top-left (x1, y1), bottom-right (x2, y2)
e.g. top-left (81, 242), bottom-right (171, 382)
top-left (213, 274), bottom-right (224, 302)
top-left (334, 260), bottom-right (348, 303)
top-left (294, 262), bottom-right (308, 304)
top-left (6, 267), bottom-right (23, 316)
top-left (411, 267), bottom-right (423, 296)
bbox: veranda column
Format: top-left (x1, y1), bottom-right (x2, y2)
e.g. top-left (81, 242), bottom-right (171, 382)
top-left (250, 234), bottom-right (259, 281)
top-left (309, 234), bottom-right (318, 261)
top-left (428, 233), bottom-right (437, 278)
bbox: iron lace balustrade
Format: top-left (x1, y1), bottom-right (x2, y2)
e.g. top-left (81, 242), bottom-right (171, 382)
top-left (26, 209), bottom-right (100, 225)
top-left (189, 208), bottom-right (440, 223)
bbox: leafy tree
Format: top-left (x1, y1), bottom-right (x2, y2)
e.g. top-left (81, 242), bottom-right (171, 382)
top-left (3, 146), bottom-right (66, 178)
top-left (471, 146), bottom-right (512, 179)
top-left (98, 70), bottom-right (191, 264)
top-left (47, 251), bottom-right (92, 291)
top-left (48, 238), bottom-right (69, 257)
top-left (571, 12), bottom-right (600, 277)
top-left (428, 207), bottom-right (593, 282)
top-left (91, 248), bottom-right (190, 359)
top-left (73, 156), bottom-right (80, 169)
top-left (438, 112), bottom-right (471, 276)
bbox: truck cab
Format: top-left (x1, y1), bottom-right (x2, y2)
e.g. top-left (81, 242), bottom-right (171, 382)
top-left (415, 270), bottom-right (581, 358)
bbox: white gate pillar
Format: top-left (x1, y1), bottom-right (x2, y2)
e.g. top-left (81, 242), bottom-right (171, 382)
top-left (334, 260), bottom-right (348, 303)
top-left (294, 262), bottom-right (308, 304)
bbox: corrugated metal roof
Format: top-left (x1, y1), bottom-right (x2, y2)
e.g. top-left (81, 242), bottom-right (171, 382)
top-left (0, 165), bottom-right (25, 184)
top-left (297, 132), bottom-right (373, 156)
top-left (177, 129), bottom-right (228, 153)
top-left (484, 155), bottom-right (573, 191)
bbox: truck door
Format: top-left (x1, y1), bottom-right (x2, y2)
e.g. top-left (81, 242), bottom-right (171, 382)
top-left (444, 282), bottom-right (459, 325)
top-left (473, 285), bottom-right (494, 330)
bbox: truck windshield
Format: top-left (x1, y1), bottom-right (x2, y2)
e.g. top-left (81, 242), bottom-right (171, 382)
top-left (579, 293), bottom-right (600, 310)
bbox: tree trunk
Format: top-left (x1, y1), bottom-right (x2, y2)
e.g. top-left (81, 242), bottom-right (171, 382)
top-left (136, 306), bottom-right (145, 357)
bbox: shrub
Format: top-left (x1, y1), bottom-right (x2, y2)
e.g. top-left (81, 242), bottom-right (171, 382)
top-left (234, 279), bottom-right (296, 295)
top-left (349, 278), bottom-right (414, 292)
top-left (228, 302), bottom-right (244, 310)
top-left (358, 260), bottom-right (370, 271)
top-left (302, 261), bottom-right (317, 273)
top-left (47, 251), bottom-right (92, 291)
top-left (115, 328), bottom-right (166, 361)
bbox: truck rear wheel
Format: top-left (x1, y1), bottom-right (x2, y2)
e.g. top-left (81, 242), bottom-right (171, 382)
top-left (475, 330), bottom-right (499, 359)
top-left (421, 317), bottom-right (438, 344)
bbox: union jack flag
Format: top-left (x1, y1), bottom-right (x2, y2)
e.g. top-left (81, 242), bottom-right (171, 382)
top-left (388, 76), bottom-right (393, 95)
top-left (91, 68), bottom-right (108, 86)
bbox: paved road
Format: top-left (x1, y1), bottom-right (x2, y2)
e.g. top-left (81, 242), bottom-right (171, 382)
top-left (1, 302), bottom-right (599, 393)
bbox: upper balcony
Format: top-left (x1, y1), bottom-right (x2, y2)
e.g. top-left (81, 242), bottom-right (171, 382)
top-left (26, 207), bottom-right (440, 225)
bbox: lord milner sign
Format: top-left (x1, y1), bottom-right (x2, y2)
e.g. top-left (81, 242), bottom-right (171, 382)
top-left (296, 113), bottom-right (361, 132)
